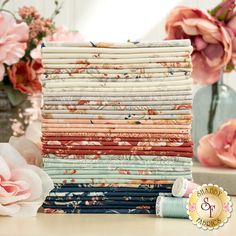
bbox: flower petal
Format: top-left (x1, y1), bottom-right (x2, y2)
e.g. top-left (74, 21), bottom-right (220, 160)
top-left (197, 134), bottom-right (224, 167)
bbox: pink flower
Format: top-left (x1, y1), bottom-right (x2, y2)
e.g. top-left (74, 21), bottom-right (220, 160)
top-left (31, 26), bottom-right (83, 60)
top-left (0, 11), bottom-right (29, 81)
top-left (197, 119), bottom-right (236, 168)
top-left (197, 134), bottom-right (223, 167)
top-left (30, 44), bottom-right (42, 60)
top-left (9, 136), bottom-right (42, 167)
top-left (49, 26), bottom-right (83, 42)
top-left (7, 60), bottom-right (42, 95)
top-left (18, 6), bottom-right (40, 19)
top-left (25, 121), bottom-right (42, 150)
top-left (210, 119), bottom-right (236, 168)
top-left (9, 121), bottom-right (42, 167)
top-left (0, 143), bottom-right (53, 216)
top-left (227, 14), bottom-right (236, 65)
top-left (166, 7), bottom-right (232, 84)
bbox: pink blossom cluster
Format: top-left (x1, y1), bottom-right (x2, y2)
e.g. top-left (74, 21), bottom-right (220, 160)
top-left (18, 6), bottom-right (40, 19)
top-left (29, 18), bottom-right (54, 45)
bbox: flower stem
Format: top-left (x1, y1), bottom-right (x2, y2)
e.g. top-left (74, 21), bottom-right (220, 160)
top-left (207, 82), bottom-right (219, 133)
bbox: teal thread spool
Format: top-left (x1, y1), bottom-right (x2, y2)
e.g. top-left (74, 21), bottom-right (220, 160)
top-left (156, 196), bottom-right (188, 218)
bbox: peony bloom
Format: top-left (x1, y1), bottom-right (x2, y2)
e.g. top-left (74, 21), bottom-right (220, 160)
top-left (166, 7), bottom-right (232, 84)
top-left (197, 119), bottom-right (236, 168)
top-left (7, 60), bottom-right (42, 95)
top-left (227, 14), bottom-right (236, 65)
top-left (210, 119), bottom-right (236, 168)
top-left (0, 143), bottom-right (53, 216)
top-left (0, 11), bottom-right (29, 81)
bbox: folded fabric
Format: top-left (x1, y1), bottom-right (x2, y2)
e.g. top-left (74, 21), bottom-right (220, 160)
top-left (44, 90), bottom-right (191, 101)
top-left (47, 191), bottom-right (170, 197)
top-left (42, 145), bottom-right (192, 152)
top-left (42, 140), bottom-right (192, 147)
top-left (43, 199), bottom-right (155, 209)
top-left (43, 156), bottom-right (192, 163)
top-left (42, 113), bottom-right (192, 120)
top-left (49, 175), bottom-right (192, 184)
top-left (42, 56), bottom-right (191, 65)
top-left (44, 95), bottom-right (192, 102)
top-left (44, 39), bottom-right (191, 48)
top-left (42, 123), bottom-right (191, 130)
top-left (51, 179), bottom-right (175, 184)
top-left (42, 77), bottom-right (191, 85)
top-left (42, 39), bottom-right (193, 214)
top-left (43, 51), bottom-right (192, 59)
top-left (43, 91), bottom-right (191, 99)
top-left (42, 105), bottom-right (192, 113)
top-left (42, 132), bottom-right (191, 139)
top-left (43, 203), bottom-right (155, 209)
top-left (43, 61), bottom-right (191, 70)
top-left (42, 148), bottom-right (193, 157)
top-left (43, 100), bottom-right (192, 107)
top-left (52, 184), bottom-right (172, 191)
top-left (43, 71), bottom-right (190, 80)
top-left (45, 196), bottom-right (157, 201)
top-left (44, 67), bottom-right (192, 75)
top-left (43, 79), bottom-right (191, 89)
top-left (43, 153), bottom-right (192, 161)
top-left (42, 118), bottom-right (192, 125)
top-left (43, 208), bottom-right (155, 214)
top-left (45, 167), bottom-right (190, 175)
top-left (42, 127), bottom-right (190, 134)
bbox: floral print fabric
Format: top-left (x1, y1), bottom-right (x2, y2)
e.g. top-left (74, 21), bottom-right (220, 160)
top-left (41, 40), bottom-right (193, 214)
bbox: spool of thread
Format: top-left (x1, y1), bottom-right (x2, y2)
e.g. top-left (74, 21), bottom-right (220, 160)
top-left (156, 196), bottom-right (188, 218)
top-left (172, 177), bottom-right (200, 198)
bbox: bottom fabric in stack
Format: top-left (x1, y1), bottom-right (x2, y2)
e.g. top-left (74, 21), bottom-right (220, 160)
top-left (42, 156), bottom-right (192, 214)
top-left (43, 184), bottom-right (172, 214)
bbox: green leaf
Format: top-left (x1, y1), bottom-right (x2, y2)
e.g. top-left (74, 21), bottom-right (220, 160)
top-left (2, 84), bottom-right (27, 106)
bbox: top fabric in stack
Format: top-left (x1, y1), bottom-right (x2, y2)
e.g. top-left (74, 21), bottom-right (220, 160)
top-left (41, 40), bottom-right (193, 214)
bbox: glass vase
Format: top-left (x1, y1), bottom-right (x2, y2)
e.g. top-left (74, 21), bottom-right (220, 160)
top-left (0, 88), bottom-right (42, 142)
top-left (192, 75), bottom-right (236, 157)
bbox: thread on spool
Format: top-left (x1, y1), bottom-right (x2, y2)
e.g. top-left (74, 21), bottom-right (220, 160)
top-left (156, 196), bottom-right (188, 218)
top-left (172, 177), bottom-right (200, 197)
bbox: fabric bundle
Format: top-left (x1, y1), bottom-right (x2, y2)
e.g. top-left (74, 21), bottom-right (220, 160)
top-left (41, 40), bottom-right (193, 214)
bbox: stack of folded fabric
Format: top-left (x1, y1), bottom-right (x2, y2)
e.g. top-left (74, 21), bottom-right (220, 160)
top-left (41, 40), bottom-right (193, 214)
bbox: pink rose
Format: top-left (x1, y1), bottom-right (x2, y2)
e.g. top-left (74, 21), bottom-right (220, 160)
top-left (211, 119), bottom-right (236, 168)
top-left (9, 136), bottom-right (42, 167)
top-left (0, 11), bottom-right (29, 81)
top-left (9, 121), bottom-right (42, 167)
top-left (166, 7), bottom-right (232, 84)
top-left (25, 121), bottom-right (42, 150)
top-left (197, 134), bottom-right (224, 167)
top-left (7, 60), bottom-right (42, 95)
top-left (227, 14), bottom-right (236, 65)
top-left (197, 119), bottom-right (236, 168)
top-left (0, 143), bottom-right (53, 216)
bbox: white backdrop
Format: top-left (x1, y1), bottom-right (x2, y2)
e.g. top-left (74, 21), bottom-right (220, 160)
top-left (3, 0), bottom-right (236, 89)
